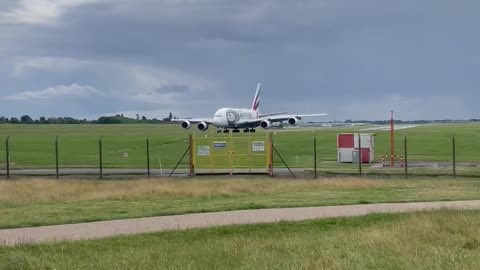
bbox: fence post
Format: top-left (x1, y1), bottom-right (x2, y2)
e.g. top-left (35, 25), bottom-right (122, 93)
top-left (452, 136), bottom-right (456, 178)
top-left (404, 135), bottom-right (408, 178)
top-left (314, 137), bottom-right (317, 179)
top-left (268, 133), bottom-right (273, 177)
top-left (189, 134), bottom-right (194, 177)
top-left (55, 136), bottom-right (59, 179)
top-left (146, 138), bottom-right (150, 178)
top-left (99, 137), bottom-right (103, 179)
top-left (358, 133), bottom-right (362, 176)
top-left (6, 136), bottom-right (9, 180)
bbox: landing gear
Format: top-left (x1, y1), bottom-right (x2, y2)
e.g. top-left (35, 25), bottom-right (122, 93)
top-left (219, 128), bottom-right (254, 133)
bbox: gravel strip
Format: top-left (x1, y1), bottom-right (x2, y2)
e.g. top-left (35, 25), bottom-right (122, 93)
top-left (1, 200), bottom-right (480, 246)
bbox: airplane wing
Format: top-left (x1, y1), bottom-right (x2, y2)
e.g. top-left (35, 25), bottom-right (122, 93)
top-left (237, 113), bottom-right (328, 127)
top-left (258, 113), bottom-right (328, 123)
top-left (172, 118), bottom-right (213, 124)
top-left (259, 112), bottom-right (288, 118)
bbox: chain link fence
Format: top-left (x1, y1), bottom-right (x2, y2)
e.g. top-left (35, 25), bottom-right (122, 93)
top-left (1, 125), bottom-right (479, 179)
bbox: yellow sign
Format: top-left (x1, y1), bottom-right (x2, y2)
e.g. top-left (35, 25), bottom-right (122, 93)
top-left (192, 132), bottom-right (272, 175)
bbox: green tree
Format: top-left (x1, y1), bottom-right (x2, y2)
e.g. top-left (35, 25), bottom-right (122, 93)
top-left (10, 117), bottom-right (20, 124)
top-left (20, 115), bottom-right (34, 123)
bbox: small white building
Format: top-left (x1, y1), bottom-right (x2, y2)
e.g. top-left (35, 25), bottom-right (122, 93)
top-left (337, 133), bottom-right (375, 163)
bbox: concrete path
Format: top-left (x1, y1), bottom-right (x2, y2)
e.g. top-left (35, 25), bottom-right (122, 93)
top-left (1, 200), bottom-right (480, 246)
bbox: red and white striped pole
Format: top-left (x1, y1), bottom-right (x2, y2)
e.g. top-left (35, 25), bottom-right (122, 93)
top-left (390, 110), bottom-right (395, 167)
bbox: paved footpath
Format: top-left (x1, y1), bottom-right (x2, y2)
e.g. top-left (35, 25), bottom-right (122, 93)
top-left (1, 200), bottom-right (480, 246)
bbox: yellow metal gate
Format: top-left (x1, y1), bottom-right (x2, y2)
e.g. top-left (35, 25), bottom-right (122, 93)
top-left (191, 133), bottom-right (272, 175)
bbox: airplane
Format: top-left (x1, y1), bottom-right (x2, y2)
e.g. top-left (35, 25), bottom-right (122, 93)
top-left (175, 83), bottom-right (327, 133)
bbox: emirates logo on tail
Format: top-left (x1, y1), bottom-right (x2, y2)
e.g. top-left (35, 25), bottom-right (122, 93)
top-left (251, 83), bottom-right (261, 111)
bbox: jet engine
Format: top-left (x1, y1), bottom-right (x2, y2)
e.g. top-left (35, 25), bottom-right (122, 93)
top-left (197, 121), bottom-right (209, 131)
top-left (260, 120), bottom-right (271, 129)
top-left (181, 120), bottom-right (191, 129)
top-left (288, 117), bottom-right (299, 125)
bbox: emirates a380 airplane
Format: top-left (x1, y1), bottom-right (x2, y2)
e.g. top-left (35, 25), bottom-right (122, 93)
top-left (176, 83), bottom-right (327, 133)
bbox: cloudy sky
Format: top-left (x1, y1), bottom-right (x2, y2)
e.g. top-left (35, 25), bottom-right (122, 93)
top-left (0, 0), bottom-right (478, 121)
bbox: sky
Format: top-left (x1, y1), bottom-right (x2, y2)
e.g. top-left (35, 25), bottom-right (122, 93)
top-left (0, 0), bottom-right (479, 121)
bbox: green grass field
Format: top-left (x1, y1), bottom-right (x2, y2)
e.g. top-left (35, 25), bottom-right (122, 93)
top-left (1, 210), bottom-right (479, 269)
top-left (0, 123), bottom-right (479, 176)
top-left (273, 123), bottom-right (480, 176)
top-left (1, 177), bottom-right (480, 229)
top-left (0, 124), bottom-right (188, 169)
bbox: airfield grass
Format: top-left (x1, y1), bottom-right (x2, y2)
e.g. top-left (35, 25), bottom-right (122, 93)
top-left (271, 123), bottom-right (480, 176)
top-left (1, 210), bottom-right (480, 269)
top-left (0, 123), bottom-right (480, 176)
top-left (1, 177), bottom-right (480, 229)
top-left (0, 124), bottom-right (188, 169)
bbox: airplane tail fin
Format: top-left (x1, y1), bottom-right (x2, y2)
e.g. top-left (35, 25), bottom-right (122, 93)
top-left (251, 83), bottom-right (261, 111)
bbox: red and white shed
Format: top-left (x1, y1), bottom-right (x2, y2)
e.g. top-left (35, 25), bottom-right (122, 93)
top-left (337, 133), bottom-right (375, 163)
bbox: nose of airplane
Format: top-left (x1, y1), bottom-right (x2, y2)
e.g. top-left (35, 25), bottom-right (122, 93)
top-left (212, 108), bottom-right (224, 125)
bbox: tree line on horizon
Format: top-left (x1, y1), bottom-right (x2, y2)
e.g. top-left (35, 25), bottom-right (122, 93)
top-left (0, 113), bottom-right (478, 125)
top-left (0, 112), bottom-right (179, 124)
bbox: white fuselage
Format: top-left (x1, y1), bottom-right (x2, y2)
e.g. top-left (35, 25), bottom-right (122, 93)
top-left (212, 108), bottom-right (259, 128)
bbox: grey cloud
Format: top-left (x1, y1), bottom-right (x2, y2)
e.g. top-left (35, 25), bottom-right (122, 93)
top-left (4, 83), bottom-right (104, 101)
top-left (153, 85), bottom-right (190, 95)
top-left (0, 0), bottom-right (479, 119)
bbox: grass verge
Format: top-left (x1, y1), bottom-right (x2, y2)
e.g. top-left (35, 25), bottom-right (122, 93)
top-left (1, 177), bottom-right (480, 229)
top-left (1, 210), bottom-right (480, 269)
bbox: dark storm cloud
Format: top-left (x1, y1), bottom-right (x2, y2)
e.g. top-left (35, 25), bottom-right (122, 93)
top-left (153, 85), bottom-right (190, 95)
top-left (0, 0), bottom-right (479, 120)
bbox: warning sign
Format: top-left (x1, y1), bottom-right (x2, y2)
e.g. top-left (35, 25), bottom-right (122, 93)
top-left (197, 146), bottom-right (210, 156)
top-left (213, 141), bottom-right (226, 149)
top-left (252, 141), bottom-right (265, 152)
